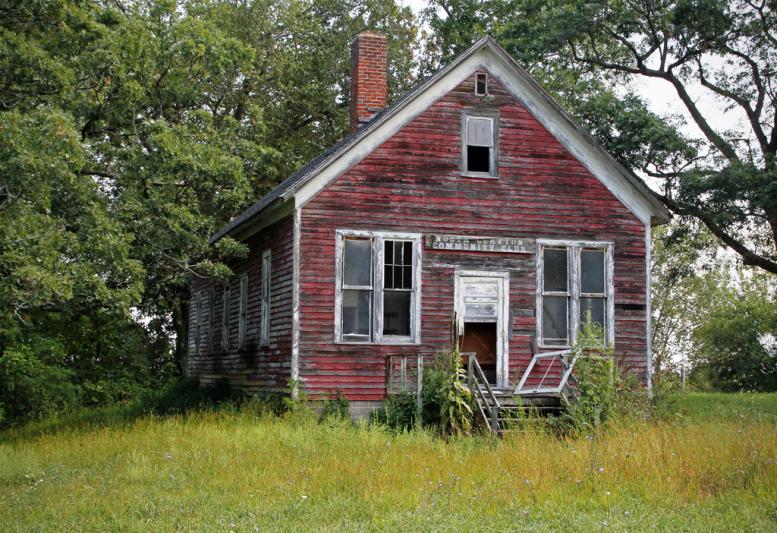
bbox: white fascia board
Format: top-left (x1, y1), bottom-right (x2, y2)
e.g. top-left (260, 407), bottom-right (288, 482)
top-left (290, 55), bottom-right (482, 208)
top-left (290, 40), bottom-right (663, 226)
top-left (479, 47), bottom-right (657, 226)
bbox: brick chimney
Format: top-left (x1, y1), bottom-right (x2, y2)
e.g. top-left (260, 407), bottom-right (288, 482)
top-left (349, 31), bottom-right (387, 131)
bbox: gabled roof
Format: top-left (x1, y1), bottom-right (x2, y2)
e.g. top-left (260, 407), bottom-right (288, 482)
top-left (211, 36), bottom-right (670, 244)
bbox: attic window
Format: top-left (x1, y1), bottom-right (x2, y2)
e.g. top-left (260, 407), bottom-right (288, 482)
top-left (476, 73), bottom-right (487, 95)
top-left (463, 114), bottom-right (497, 177)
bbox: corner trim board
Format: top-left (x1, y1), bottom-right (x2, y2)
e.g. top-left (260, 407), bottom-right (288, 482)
top-left (645, 223), bottom-right (653, 395)
top-left (291, 207), bottom-right (301, 396)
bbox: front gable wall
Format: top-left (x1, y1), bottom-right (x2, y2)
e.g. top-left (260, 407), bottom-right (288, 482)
top-left (298, 71), bottom-right (648, 400)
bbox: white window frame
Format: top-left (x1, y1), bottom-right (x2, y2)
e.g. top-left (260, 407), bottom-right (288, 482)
top-left (461, 111), bottom-right (499, 178)
top-left (536, 239), bottom-right (614, 348)
top-left (334, 229), bottom-right (422, 345)
top-left (260, 249), bottom-right (271, 346)
top-left (221, 284), bottom-right (231, 352)
top-left (238, 273), bottom-right (248, 350)
top-left (475, 72), bottom-right (488, 96)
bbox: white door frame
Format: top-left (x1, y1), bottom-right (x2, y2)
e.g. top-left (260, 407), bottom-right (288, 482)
top-left (454, 270), bottom-right (510, 388)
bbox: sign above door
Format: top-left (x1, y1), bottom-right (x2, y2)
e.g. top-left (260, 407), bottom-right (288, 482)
top-left (425, 234), bottom-right (534, 254)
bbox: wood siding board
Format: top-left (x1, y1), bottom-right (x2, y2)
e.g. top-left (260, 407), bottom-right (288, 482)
top-left (187, 216), bottom-right (295, 394)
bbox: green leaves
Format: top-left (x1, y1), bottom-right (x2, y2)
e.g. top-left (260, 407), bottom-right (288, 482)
top-left (692, 274), bottom-right (777, 392)
top-left (1, 0), bottom-right (420, 423)
top-left (0, 108), bottom-right (143, 319)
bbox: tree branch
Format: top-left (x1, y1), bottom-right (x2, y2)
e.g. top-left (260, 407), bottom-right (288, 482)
top-left (696, 58), bottom-right (769, 153)
top-left (653, 191), bottom-right (777, 274)
top-left (663, 72), bottom-right (741, 163)
top-left (80, 168), bottom-right (116, 179)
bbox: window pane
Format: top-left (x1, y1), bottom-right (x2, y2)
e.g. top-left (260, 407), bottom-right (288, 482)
top-left (581, 249), bottom-right (605, 294)
top-left (383, 291), bottom-right (411, 336)
top-left (542, 295), bottom-right (568, 343)
top-left (543, 248), bottom-right (568, 292)
top-left (580, 297), bottom-right (605, 330)
top-left (343, 239), bottom-right (371, 287)
top-left (385, 240), bottom-right (413, 290)
top-left (467, 146), bottom-right (490, 173)
top-left (342, 289), bottom-right (371, 336)
top-left (402, 266), bottom-right (412, 289)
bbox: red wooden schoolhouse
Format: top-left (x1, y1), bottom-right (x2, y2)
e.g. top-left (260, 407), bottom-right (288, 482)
top-left (188, 33), bottom-right (670, 420)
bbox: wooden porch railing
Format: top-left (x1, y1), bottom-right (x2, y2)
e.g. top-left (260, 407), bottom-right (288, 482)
top-left (466, 352), bottom-right (501, 433)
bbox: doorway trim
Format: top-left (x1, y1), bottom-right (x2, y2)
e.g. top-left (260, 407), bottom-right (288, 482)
top-left (454, 270), bottom-right (510, 388)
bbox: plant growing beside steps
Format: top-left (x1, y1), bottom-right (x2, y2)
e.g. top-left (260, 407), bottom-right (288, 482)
top-left (541, 315), bottom-right (649, 435)
top-left (467, 314), bottom-right (647, 436)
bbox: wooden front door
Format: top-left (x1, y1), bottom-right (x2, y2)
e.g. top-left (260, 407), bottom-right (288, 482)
top-left (455, 271), bottom-right (510, 387)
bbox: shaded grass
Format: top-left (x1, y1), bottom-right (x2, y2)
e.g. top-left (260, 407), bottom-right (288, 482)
top-left (1, 395), bottom-right (776, 531)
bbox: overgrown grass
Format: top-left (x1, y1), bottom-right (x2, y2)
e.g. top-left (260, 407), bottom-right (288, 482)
top-left (1, 394), bottom-right (776, 531)
top-left (667, 391), bottom-right (777, 422)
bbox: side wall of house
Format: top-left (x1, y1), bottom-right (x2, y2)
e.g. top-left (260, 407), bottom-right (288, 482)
top-left (187, 216), bottom-right (294, 393)
top-left (297, 70), bottom-right (648, 402)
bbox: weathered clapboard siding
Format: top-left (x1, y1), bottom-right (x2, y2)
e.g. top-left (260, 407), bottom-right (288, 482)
top-left (297, 70), bottom-right (647, 400)
top-left (187, 216), bottom-right (294, 393)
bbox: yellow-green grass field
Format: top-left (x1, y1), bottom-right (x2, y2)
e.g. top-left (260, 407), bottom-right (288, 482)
top-left (1, 393), bottom-right (776, 531)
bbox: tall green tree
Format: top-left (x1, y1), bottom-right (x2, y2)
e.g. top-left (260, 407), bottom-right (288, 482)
top-left (1, 0), bottom-right (419, 423)
top-left (424, 0), bottom-right (777, 274)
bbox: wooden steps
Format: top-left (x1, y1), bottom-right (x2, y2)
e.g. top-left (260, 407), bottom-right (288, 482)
top-left (473, 387), bottom-right (567, 434)
top-left (466, 353), bottom-right (580, 435)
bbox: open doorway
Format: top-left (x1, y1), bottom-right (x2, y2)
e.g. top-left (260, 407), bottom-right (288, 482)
top-left (455, 271), bottom-right (509, 388)
top-left (460, 322), bottom-right (497, 384)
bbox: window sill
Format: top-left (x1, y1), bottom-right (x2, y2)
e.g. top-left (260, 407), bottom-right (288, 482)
top-left (461, 172), bottom-right (498, 179)
top-left (537, 343), bottom-right (571, 350)
top-left (335, 339), bottom-right (420, 346)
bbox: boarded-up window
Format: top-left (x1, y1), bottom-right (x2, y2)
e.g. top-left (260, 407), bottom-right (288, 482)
top-left (238, 274), bottom-right (248, 350)
top-left (337, 231), bottom-right (421, 343)
top-left (261, 249), bottom-right (271, 346)
top-left (464, 115), bottom-right (496, 175)
top-left (221, 285), bottom-right (230, 351)
top-left (539, 243), bottom-right (612, 346)
top-left (194, 292), bottom-right (203, 352)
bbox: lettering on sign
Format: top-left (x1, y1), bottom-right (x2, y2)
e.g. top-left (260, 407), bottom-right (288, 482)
top-left (425, 234), bottom-right (534, 254)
